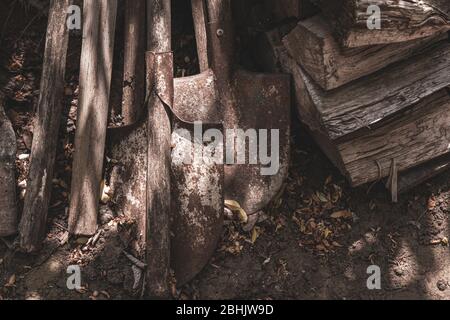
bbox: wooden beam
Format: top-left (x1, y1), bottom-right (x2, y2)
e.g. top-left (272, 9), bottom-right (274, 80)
top-left (279, 41), bottom-right (450, 140)
top-left (19, 0), bottom-right (71, 251)
top-left (69, 0), bottom-right (118, 236)
top-left (311, 0), bottom-right (450, 47)
top-left (283, 15), bottom-right (448, 90)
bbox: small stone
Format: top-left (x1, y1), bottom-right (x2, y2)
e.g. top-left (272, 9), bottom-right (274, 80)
top-left (437, 280), bottom-right (448, 291)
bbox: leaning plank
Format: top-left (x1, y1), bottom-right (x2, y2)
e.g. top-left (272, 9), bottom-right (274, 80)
top-left (19, 0), bottom-right (71, 251)
top-left (280, 41), bottom-right (450, 140)
top-left (283, 15), bottom-right (448, 90)
top-left (0, 94), bottom-right (17, 237)
top-left (146, 0), bottom-right (172, 299)
top-left (311, 0), bottom-right (450, 47)
top-left (191, 0), bottom-right (209, 71)
top-left (338, 89), bottom-right (450, 186)
top-left (122, 0), bottom-right (146, 125)
top-left (69, 0), bottom-right (118, 236)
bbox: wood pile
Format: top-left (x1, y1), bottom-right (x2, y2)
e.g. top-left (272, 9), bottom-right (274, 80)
top-left (261, 0), bottom-right (450, 200)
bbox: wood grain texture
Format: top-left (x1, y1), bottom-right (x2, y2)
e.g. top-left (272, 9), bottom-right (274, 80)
top-left (279, 37), bottom-right (450, 186)
top-left (0, 94), bottom-right (17, 237)
top-left (283, 15), bottom-right (447, 90)
top-left (19, 0), bottom-right (71, 251)
top-left (191, 0), bottom-right (209, 71)
top-left (146, 0), bottom-right (172, 299)
top-left (281, 41), bottom-right (450, 140)
top-left (311, 0), bottom-right (450, 47)
top-left (339, 89), bottom-right (450, 186)
top-left (69, 0), bottom-right (117, 236)
top-left (122, 0), bottom-right (146, 124)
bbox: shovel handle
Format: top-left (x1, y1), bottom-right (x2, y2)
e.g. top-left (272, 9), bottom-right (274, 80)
top-left (205, 0), bottom-right (235, 82)
top-left (147, 0), bottom-right (171, 52)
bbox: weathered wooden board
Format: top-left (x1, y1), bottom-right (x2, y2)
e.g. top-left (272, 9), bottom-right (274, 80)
top-left (280, 41), bottom-right (450, 141)
top-left (311, 0), bottom-right (450, 47)
top-left (122, 0), bottom-right (146, 125)
top-left (19, 0), bottom-right (71, 252)
top-left (339, 89), bottom-right (450, 186)
top-left (69, 0), bottom-right (118, 236)
top-left (279, 35), bottom-right (450, 186)
top-left (283, 15), bottom-right (448, 90)
top-left (0, 94), bottom-right (17, 237)
top-left (397, 152), bottom-right (450, 194)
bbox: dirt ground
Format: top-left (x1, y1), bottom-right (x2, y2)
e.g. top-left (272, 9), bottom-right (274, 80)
top-left (0, 1), bottom-right (449, 300)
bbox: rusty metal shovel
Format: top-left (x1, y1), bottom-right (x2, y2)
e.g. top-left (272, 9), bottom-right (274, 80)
top-left (203, 0), bottom-right (291, 216)
top-left (108, 0), bottom-right (224, 289)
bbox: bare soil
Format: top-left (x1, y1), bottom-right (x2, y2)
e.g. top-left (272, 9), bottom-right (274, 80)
top-left (0, 0), bottom-right (449, 300)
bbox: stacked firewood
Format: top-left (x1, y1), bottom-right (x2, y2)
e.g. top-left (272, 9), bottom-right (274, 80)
top-left (262, 0), bottom-right (450, 200)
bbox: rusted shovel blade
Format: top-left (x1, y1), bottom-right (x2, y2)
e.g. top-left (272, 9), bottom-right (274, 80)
top-left (171, 70), bottom-right (224, 286)
top-left (224, 69), bottom-right (290, 215)
top-left (108, 69), bottom-right (224, 284)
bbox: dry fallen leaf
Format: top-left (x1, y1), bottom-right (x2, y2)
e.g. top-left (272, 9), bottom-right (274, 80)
top-left (4, 274), bottom-right (16, 287)
top-left (331, 210), bottom-right (353, 219)
top-left (224, 200), bottom-right (248, 223)
top-left (251, 227), bottom-right (261, 244)
top-left (428, 196), bottom-right (437, 210)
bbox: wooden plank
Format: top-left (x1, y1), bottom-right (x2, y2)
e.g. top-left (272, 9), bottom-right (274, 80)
top-left (311, 0), bottom-right (450, 47)
top-left (0, 94), bottom-right (17, 237)
top-left (19, 0), bottom-right (71, 251)
top-left (191, 0), bottom-right (209, 72)
top-left (280, 41), bottom-right (450, 140)
top-left (283, 15), bottom-right (448, 90)
top-left (338, 89), bottom-right (450, 186)
top-left (398, 153), bottom-right (450, 194)
top-left (146, 0), bottom-right (172, 299)
top-left (122, 0), bottom-right (146, 125)
top-left (69, 0), bottom-right (118, 236)
top-left (20, 0), bottom-right (71, 252)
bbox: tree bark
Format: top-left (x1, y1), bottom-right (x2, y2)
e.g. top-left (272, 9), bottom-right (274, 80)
top-left (19, 0), bottom-right (71, 251)
top-left (0, 94), bottom-right (17, 237)
top-left (122, 0), bottom-right (146, 125)
top-left (69, 0), bottom-right (117, 236)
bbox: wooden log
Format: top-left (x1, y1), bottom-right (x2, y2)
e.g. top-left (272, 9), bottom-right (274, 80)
top-left (69, 0), bottom-right (118, 236)
top-left (146, 0), bottom-right (172, 299)
top-left (279, 39), bottom-right (450, 186)
top-left (122, 0), bottom-right (146, 125)
top-left (311, 0), bottom-right (450, 47)
top-left (398, 153), bottom-right (450, 194)
top-left (0, 94), bottom-right (17, 237)
top-left (338, 89), bottom-right (450, 186)
top-left (19, 0), bottom-right (71, 251)
top-left (283, 15), bottom-right (448, 90)
top-left (279, 40), bottom-right (450, 141)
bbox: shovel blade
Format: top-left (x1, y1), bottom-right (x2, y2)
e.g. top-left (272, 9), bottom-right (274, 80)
top-left (224, 69), bottom-right (291, 215)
